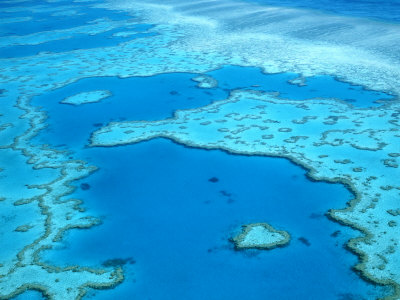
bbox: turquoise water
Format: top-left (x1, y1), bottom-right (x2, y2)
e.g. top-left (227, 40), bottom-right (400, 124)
top-left (2, 0), bottom-right (399, 298)
top-left (207, 66), bottom-right (393, 107)
top-left (40, 139), bottom-right (388, 299)
top-left (13, 291), bottom-right (44, 300)
top-left (31, 72), bottom-right (226, 148)
top-left (31, 67), bottom-right (392, 149)
top-left (32, 67), bottom-right (391, 298)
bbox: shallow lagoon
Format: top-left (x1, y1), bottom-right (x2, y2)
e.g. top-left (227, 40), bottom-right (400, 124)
top-left (208, 66), bottom-right (393, 107)
top-left (31, 68), bottom-right (393, 299)
top-left (40, 139), bottom-right (389, 299)
top-left (32, 72), bottom-right (227, 148)
top-left (31, 66), bottom-right (393, 150)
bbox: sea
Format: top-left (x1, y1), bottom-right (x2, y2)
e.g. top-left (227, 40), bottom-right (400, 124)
top-left (1, 0), bottom-right (398, 299)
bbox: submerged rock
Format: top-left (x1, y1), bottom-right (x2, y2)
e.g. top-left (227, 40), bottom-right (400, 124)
top-left (80, 183), bottom-right (91, 190)
top-left (208, 177), bottom-right (219, 183)
top-left (60, 90), bottom-right (112, 105)
top-left (192, 74), bottom-right (218, 89)
top-left (298, 237), bottom-right (311, 246)
top-left (102, 257), bottom-right (135, 268)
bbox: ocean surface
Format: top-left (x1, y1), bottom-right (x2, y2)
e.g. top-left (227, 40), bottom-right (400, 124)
top-left (251, 0), bottom-right (400, 22)
top-left (1, 0), bottom-right (398, 299)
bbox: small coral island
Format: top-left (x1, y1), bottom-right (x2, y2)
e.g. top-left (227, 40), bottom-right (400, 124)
top-left (191, 74), bottom-right (218, 89)
top-left (60, 90), bottom-right (112, 105)
top-left (232, 223), bottom-right (291, 250)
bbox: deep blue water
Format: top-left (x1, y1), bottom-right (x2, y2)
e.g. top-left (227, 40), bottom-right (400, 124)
top-left (41, 139), bottom-right (389, 299)
top-left (0, 31), bottom-right (155, 59)
top-left (0, 0), bottom-right (154, 59)
top-left (0, 2), bottom-right (129, 37)
top-left (31, 72), bottom-right (227, 148)
top-left (251, 0), bottom-right (400, 23)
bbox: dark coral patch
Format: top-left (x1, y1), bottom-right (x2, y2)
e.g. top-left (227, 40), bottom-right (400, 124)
top-left (102, 257), bottom-right (136, 268)
top-left (337, 293), bottom-right (364, 300)
top-left (331, 230), bottom-right (341, 237)
top-left (298, 237), bottom-right (311, 246)
top-left (219, 190), bottom-right (232, 197)
top-left (80, 183), bottom-right (91, 190)
top-left (309, 213), bottom-right (323, 219)
top-left (208, 177), bottom-right (219, 183)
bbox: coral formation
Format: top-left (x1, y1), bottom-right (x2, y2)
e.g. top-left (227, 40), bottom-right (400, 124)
top-left (232, 223), bottom-right (290, 250)
top-left (60, 90), bottom-right (111, 106)
top-left (91, 90), bottom-right (400, 296)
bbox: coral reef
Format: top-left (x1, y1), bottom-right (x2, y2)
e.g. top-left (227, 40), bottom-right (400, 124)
top-left (60, 90), bottom-right (112, 106)
top-left (91, 90), bottom-right (400, 296)
top-left (232, 223), bottom-right (290, 250)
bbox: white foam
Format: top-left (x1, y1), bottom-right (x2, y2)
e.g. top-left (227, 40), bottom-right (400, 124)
top-left (105, 0), bottom-right (400, 96)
